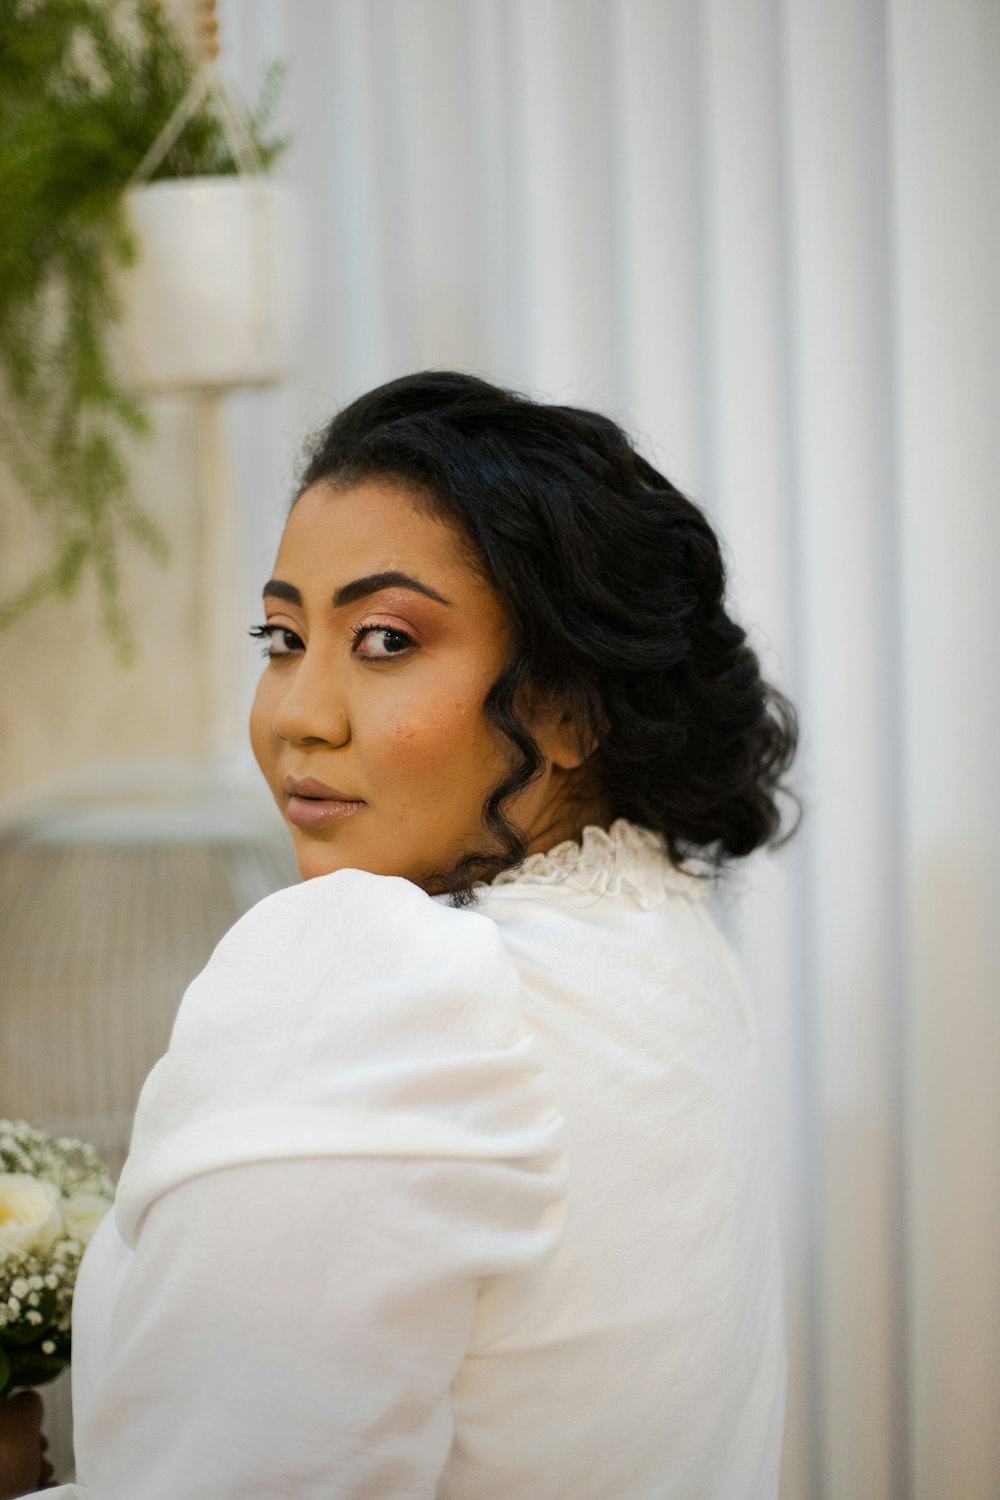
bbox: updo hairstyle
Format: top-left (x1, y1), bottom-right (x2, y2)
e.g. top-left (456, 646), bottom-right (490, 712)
top-left (295, 370), bottom-right (800, 905)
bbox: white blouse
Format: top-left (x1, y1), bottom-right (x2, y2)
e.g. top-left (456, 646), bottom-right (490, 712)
top-left (36, 819), bottom-right (786, 1499)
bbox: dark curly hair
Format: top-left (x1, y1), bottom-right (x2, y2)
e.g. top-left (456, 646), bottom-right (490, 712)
top-left (294, 370), bottom-right (801, 906)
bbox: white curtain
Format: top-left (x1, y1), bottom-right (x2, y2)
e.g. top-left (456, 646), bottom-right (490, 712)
top-left (214, 4), bottom-right (1000, 1497)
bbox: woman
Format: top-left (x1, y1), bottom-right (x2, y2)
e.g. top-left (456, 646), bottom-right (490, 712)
top-left (10, 370), bottom-right (799, 1499)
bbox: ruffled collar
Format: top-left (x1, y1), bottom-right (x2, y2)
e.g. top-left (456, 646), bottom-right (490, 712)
top-left (479, 818), bottom-right (704, 910)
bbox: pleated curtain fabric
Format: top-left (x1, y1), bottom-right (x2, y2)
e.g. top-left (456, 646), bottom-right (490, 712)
top-left (204, 4), bottom-right (1000, 1498)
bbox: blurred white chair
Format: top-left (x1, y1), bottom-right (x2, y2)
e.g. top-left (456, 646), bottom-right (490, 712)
top-left (0, 792), bottom-right (298, 1480)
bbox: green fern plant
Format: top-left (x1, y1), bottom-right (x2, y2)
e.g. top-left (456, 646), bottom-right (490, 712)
top-left (0, 0), bottom-right (287, 660)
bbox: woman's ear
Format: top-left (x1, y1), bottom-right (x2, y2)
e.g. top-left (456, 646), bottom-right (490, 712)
top-left (549, 707), bottom-right (601, 771)
top-left (518, 685), bottom-right (601, 771)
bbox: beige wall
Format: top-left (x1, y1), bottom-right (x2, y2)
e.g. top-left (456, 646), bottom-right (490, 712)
top-left (0, 398), bottom-right (208, 813)
top-left (0, 0), bottom-right (276, 824)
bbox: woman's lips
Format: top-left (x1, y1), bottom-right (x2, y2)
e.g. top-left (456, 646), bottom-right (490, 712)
top-left (285, 796), bottom-right (367, 831)
top-left (282, 773), bottom-right (366, 831)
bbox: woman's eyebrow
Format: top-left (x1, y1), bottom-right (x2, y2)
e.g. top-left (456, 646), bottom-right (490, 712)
top-left (262, 579), bottom-right (302, 605)
top-left (333, 571), bottom-right (453, 608)
top-left (261, 571), bottom-right (453, 609)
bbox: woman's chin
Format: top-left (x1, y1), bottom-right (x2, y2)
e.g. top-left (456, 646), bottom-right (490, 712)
top-left (290, 830), bottom-right (401, 884)
top-left (291, 839), bottom-right (360, 882)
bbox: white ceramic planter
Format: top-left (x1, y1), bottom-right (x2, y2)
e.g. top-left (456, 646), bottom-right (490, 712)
top-left (116, 177), bottom-right (297, 392)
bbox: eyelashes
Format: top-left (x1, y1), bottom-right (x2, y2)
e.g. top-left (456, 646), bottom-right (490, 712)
top-left (350, 623), bottom-right (415, 658)
top-left (247, 623), bottom-right (416, 660)
top-left (248, 624), bottom-right (300, 658)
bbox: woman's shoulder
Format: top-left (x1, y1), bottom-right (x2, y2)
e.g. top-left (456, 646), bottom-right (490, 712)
top-left (220, 865), bottom-right (489, 963)
top-left (197, 867), bottom-right (524, 1031)
top-left (115, 866), bottom-right (562, 1244)
top-left (168, 865), bottom-right (525, 1062)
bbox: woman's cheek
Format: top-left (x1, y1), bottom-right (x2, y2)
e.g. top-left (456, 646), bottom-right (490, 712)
top-left (367, 664), bottom-right (448, 733)
top-left (248, 682), bottom-right (270, 771)
top-left (378, 705), bottom-right (459, 764)
top-left (249, 676), bottom-right (281, 771)
top-left (360, 647), bottom-right (509, 783)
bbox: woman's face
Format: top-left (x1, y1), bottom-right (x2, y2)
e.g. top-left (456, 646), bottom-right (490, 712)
top-left (250, 477), bottom-right (590, 887)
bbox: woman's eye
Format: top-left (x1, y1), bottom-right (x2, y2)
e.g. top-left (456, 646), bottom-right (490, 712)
top-left (352, 624), bottom-right (415, 659)
top-left (248, 624), bottom-right (303, 658)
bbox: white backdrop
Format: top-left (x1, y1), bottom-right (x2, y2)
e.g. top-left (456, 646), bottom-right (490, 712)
top-left (212, 4), bottom-right (1000, 1498)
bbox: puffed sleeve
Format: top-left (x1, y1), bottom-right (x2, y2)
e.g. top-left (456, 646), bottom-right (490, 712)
top-left (48, 870), bottom-right (569, 1500)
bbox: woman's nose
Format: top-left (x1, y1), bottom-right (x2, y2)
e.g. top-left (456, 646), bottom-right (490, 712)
top-left (271, 649), bottom-right (350, 748)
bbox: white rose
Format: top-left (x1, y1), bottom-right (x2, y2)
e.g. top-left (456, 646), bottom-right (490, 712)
top-left (0, 1174), bottom-right (63, 1255)
top-left (61, 1191), bottom-right (111, 1245)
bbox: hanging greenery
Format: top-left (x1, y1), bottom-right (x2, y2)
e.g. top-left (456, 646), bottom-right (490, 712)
top-left (0, 0), bottom-right (287, 660)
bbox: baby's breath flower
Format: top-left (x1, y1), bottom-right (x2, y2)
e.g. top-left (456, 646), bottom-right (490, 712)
top-left (0, 1119), bottom-right (112, 1395)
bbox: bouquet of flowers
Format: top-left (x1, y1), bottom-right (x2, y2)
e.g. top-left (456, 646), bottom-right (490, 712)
top-left (0, 1121), bottom-right (113, 1398)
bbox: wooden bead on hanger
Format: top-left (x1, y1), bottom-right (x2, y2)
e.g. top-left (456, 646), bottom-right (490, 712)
top-left (194, 0), bottom-right (220, 61)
